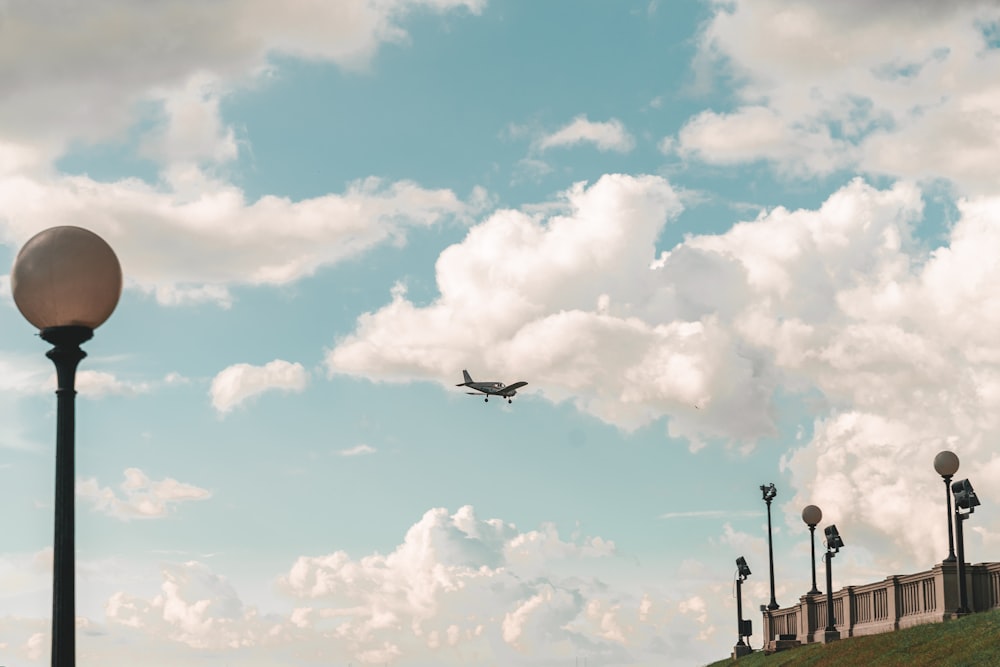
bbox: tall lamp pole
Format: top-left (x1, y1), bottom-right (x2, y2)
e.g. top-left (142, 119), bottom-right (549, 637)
top-left (952, 478), bottom-right (981, 616)
top-left (801, 505), bottom-right (823, 595)
top-left (933, 451), bottom-right (959, 563)
top-left (760, 483), bottom-right (779, 609)
top-left (11, 226), bottom-right (122, 667)
top-left (823, 524), bottom-right (844, 643)
top-left (734, 556), bottom-right (752, 658)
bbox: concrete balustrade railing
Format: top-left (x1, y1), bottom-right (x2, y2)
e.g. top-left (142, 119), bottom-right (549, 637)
top-left (761, 561), bottom-right (1000, 653)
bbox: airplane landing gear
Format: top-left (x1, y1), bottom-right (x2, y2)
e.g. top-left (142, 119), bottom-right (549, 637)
top-left (508, 399), bottom-right (512, 404)
top-left (484, 397), bottom-right (488, 403)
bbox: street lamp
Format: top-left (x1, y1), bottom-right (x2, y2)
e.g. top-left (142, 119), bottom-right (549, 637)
top-left (801, 505), bottom-right (822, 595)
top-left (760, 483), bottom-right (779, 609)
top-left (933, 451), bottom-right (959, 563)
top-left (734, 556), bottom-right (752, 657)
top-left (952, 478), bottom-right (981, 615)
top-left (11, 226), bottom-right (122, 667)
top-left (823, 524), bottom-right (844, 642)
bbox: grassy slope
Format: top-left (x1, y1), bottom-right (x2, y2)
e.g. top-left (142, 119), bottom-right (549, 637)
top-left (705, 609), bottom-right (1000, 667)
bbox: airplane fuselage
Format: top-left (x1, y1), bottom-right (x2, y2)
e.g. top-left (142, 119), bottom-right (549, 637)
top-left (456, 370), bottom-right (528, 403)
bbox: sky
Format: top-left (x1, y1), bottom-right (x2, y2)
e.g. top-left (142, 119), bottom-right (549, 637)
top-left (1, 0), bottom-right (1000, 665)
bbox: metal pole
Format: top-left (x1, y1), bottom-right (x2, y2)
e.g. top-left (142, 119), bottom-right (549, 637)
top-left (766, 498), bottom-right (778, 609)
top-left (955, 510), bottom-right (969, 615)
top-left (808, 525), bottom-right (820, 595)
top-left (43, 325), bottom-right (92, 667)
top-left (944, 475), bottom-right (956, 562)
top-left (824, 550), bottom-right (835, 632)
top-left (736, 577), bottom-right (745, 646)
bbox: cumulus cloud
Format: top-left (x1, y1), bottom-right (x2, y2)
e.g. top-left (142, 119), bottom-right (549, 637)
top-left (105, 561), bottom-right (254, 649)
top-left (674, 0), bottom-right (1000, 193)
top-left (325, 170), bottom-right (1000, 582)
top-left (90, 506), bottom-right (727, 665)
top-left (537, 116), bottom-right (636, 153)
top-left (326, 173), bottom-right (778, 444)
top-left (77, 468), bottom-right (211, 520)
top-left (210, 360), bottom-right (308, 414)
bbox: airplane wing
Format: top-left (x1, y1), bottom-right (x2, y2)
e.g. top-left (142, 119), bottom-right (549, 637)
top-left (500, 381), bottom-right (527, 396)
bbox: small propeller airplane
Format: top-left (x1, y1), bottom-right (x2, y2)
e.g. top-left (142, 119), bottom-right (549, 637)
top-left (456, 370), bottom-right (528, 404)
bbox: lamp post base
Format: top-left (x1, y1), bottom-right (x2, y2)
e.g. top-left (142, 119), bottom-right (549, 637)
top-left (822, 629), bottom-right (841, 643)
top-left (733, 644), bottom-right (753, 658)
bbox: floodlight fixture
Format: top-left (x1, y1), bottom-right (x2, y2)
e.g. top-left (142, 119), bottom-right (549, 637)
top-left (736, 556), bottom-right (751, 579)
top-left (952, 478), bottom-right (981, 513)
top-left (760, 483), bottom-right (777, 502)
top-left (824, 524), bottom-right (844, 552)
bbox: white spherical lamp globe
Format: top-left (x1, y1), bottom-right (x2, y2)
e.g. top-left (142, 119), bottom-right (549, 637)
top-left (11, 226), bottom-right (122, 331)
top-left (933, 450), bottom-right (960, 478)
top-left (801, 505), bottom-right (823, 527)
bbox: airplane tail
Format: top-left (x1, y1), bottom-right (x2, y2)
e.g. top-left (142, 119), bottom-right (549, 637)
top-left (457, 369), bottom-right (473, 386)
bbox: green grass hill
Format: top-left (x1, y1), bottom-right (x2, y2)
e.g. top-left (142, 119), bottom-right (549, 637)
top-left (705, 608), bottom-right (1000, 667)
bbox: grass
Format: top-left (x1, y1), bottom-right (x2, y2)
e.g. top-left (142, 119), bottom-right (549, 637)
top-left (704, 609), bottom-right (1000, 667)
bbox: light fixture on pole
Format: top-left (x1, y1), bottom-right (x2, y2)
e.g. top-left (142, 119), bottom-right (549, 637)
top-left (760, 483), bottom-right (779, 609)
top-left (11, 226), bottom-right (122, 667)
top-left (822, 524), bottom-right (844, 643)
top-left (734, 556), bottom-right (753, 657)
top-left (952, 478), bottom-right (980, 616)
top-left (934, 451), bottom-right (960, 563)
top-left (801, 505), bottom-right (823, 595)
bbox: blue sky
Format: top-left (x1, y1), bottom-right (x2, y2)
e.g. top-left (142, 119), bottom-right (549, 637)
top-left (2, 1), bottom-right (1000, 665)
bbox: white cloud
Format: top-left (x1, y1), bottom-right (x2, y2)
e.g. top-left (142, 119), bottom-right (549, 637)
top-left (325, 170), bottom-right (1000, 584)
top-left (75, 370), bottom-right (152, 398)
top-left (77, 468), bottom-right (211, 521)
top-left (0, 0), bottom-right (484, 161)
top-left (537, 116), bottom-right (635, 153)
top-left (676, 106), bottom-right (854, 176)
top-left (337, 444), bottom-right (376, 457)
top-left (676, 0), bottom-right (1000, 193)
top-left (326, 173), bottom-right (776, 442)
top-left (87, 506), bottom-right (725, 665)
top-left (0, 174), bottom-right (481, 307)
top-left (210, 360), bottom-right (308, 414)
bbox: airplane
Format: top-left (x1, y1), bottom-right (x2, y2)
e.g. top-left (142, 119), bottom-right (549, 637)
top-left (456, 370), bottom-right (528, 404)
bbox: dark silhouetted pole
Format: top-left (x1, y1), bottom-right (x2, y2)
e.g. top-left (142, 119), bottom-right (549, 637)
top-left (822, 524), bottom-right (844, 642)
top-left (954, 507), bottom-right (969, 615)
top-left (824, 550), bottom-right (835, 632)
top-left (951, 477), bottom-right (980, 616)
top-left (46, 326), bottom-right (92, 667)
top-left (734, 556), bottom-right (752, 657)
top-left (761, 483), bottom-right (778, 609)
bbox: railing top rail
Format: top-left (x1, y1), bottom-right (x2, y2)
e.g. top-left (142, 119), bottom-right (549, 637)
top-left (896, 569), bottom-right (936, 584)
top-left (848, 579), bottom-right (894, 595)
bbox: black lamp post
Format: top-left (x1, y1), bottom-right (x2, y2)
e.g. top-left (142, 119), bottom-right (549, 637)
top-left (801, 505), bottom-right (822, 595)
top-left (735, 556), bottom-right (752, 656)
top-left (952, 478), bottom-right (981, 616)
top-left (823, 524), bottom-right (844, 642)
top-left (11, 226), bottom-right (122, 667)
top-left (760, 483), bottom-right (778, 609)
top-left (934, 451), bottom-right (959, 563)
